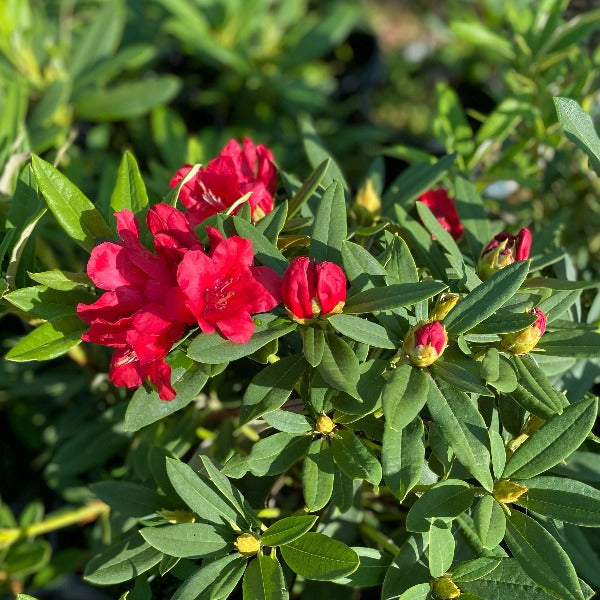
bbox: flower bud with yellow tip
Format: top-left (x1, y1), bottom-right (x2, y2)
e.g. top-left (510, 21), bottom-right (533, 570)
top-left (430, 293), bottom-right (460, 321)
top-left (315, 414), bottom-right (335, 435)
top-left (493, 480), bottom-right (528, 504)
top-left (432, 576), bottom-right (461, 599)
top-left (234, 533), bottom-right (260, 556)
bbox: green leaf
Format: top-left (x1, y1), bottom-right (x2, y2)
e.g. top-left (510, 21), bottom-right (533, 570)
top-left (233, 216), bottom-right (288, 275)
top-left (75, 77), bottom-right (181, 121)
top-left (382, 417), bottom-right (424, 501)
top-left (84, 534), bottom-right (162, 585)
top-left (454, 177), bottom-right (492, 257)
top-left (473, 496), bottom-right (506, 549)
top-left (91, 482), bottom-right (168, 519)
top-left (430, 360), bottom-right (493, 397)
top-left (505, 510), bottom-right (584, 600)
top-left (396, 584), bottom-right (431, 600)
top-left (333, 547), bottom-right (393, 588)
top-left (240, 354), bottom-right (307, 424)
top-left (503, 396), bottom-right (598, 479)
top-left (309, 180), bottom-right (346, 264)
top-left (225, 433), bottom-right (311, 478)
top-left (331, 465), bottom-right (355, 513)
top-left (301, 326), bottom-right (325, 367)
top-left (383, 364), bottom-right (429, 431)
top-left (471, 312), bottom-right (537, 335)
top-left (140, 524), bottom-right (231, 558)
top-left (406, 480), bottom-right (474, 533)
top-left (381, 234), bottom-right (419, 283)
top-left (317, 333), bottom-right (360, 398)
top-left (329, 314), bottom-right (396, 349)
top-left (110, 151), bottom-right (149, 214)
top-left (261, 516), bottom-right (318, 547)
top-left (5, 539), bottom-right (51, 578)
top-left (124, 352), bottom-right (209, 431)
top-left (288, 159), bottom-right (330, 218)
top-left (6, 315), bottom-right (86, 361)
top-left (331, 429), bottom-right (382, 486)
top-left (444, 261), bottom-right (529, 335)
top-left (428, 519), bottom-right (455, 578)
top-left (243, 554), bottom-right (288, 600)
top-left (515, 476), bottom-right (600, 526)
top-left (279, 532), bottom-right (359, 581)
top-left (171, 554), bottom-right (246, 600)
top-left (536, 329), bottom-right (600, 358)
top-left (344, 281), bottom-right (447, 314)
top-left (165, 459), bottom-right (248, 530)
top-left (31, 156), bottom-right (113, 252)
top-left (416, 201), bottom-right (463, 266)
top-left (28, 270), bottom-right (91, 291)
top-left (452, 557), bottom-right (502, 583)
top-left (554, 97), bottom-right (600, 176)
top-left (382, 534), bottom-right (430, 599)
top-left (488, 355), bottom-right (518, 393)
top-left (263, 411), bottom-right (312, 434)
top-left (341, 239), bottom-right (388, 288)
top-left (3, 285), bottom-right (94, 320)
top-left (188, 315), bottom-right (296, 363)
top-left (303, 438), bottom-right (335, 512)
top-left (255, 201), bottom-right (288, 243)
top-left (427, 377), bottom-right (494, 490)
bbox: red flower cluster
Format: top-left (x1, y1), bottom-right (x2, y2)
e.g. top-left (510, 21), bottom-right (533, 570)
top-left (418, 188), bottom-right (464, 241)
top-left (171, 138), bottom-right (277, 226)
top-left (78, 205), bottom-right (282, 400)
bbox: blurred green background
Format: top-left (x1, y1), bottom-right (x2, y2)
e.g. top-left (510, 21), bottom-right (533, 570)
top-left (0, 0), bottom-right (599, 597)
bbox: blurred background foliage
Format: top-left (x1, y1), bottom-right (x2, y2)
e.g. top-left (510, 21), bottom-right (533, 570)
top-left (0, 0), bottom-right (599, 597)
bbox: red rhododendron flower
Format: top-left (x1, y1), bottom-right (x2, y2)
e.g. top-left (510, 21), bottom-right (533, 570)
top-left (418, 188), bottom-right (464, 241)
top-left (282, 257), bottom-right (347, 324)
top-left (170, 138), bottom-right (277, 226)
top-left (501, 307), bottom-right (546, 355)
top-left (77, 204), bottom-right (202, 401)
top-left (402, 320), bottom-right (448, 367)
top-left (177, 227), bottom-right (282, 344)
top-left (477, 227), bottom-right (531, 280)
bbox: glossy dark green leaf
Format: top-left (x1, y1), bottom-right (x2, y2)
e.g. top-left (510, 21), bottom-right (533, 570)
top-left (503, 396), bottom-right (598, 479)
top-left (260, 516), bottom-right (318, 547)
top-left (473, 496), bottom-right (506, 549)
top-left (263, 411), bottom-right (312, 434)
top-left (91, 482), bottom-right (168, 519)
top-left (382, 364), bottom-right (429, 431)
top-left (333, 547), bottom-right (393, 588)
top-left (240, 354), bottom-right (307, 424)
top-left (317, 333), bottom-right (360, 398)
top-left (536, 329), bottom-right (600, 358)
top-left (505, 510), bottom-right (584, 600)
top-left (331, 429), bottom-right (382, 486)
top-left (31, 156), bottom-right (113, 251)
top-left (110, 151), bottom-right (149, 213)
top-left (310, 180), bottom-right (346, 264)
top-left (3, 285), bottom-right (94, 320)
top-left (243, 554), bottom-right (288, 600)
top-left (451, 557), bottom-right (501, 583)
top-left (329, 314), bottom-right (397, 349)
top-left (280, 532), bottom-right (359, 581)
top-left (303, 438), bottom-right (335, 512)
top-left (140, 524), bottom-right (231, 558)
top-left (444, 261), bottom-right (529, 335)
top-left (428, 519), bottom-right (455, 578)
top-left (233, 216), bottom-right (288, 274)
top-left (381, 534), bottom-right (429, 599)
top-left (300, 326), bottom-right (325, 367)
top-left (288, 159), bottom-right (330, 218)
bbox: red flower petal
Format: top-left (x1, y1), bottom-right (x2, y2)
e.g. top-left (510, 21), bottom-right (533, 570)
top-left (149, 360), bottom-right (177, 401)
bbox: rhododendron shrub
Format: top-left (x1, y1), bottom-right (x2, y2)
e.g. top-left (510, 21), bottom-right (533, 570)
top-left (3, 131), bottom-right (600, 600)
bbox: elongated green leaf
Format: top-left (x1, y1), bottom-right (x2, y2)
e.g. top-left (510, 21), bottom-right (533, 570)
top-left (171, 554), bottom-right (246, 600)
top-left (333, 546), bottom-right (393, 588)
top-left (382, 234), bottom-right (419, 283)
top-left (124, 352), bottom-right (209, 431)
top-left (344, 281), bottom-right (447, 314)
top-left (503, 396), bottom-right (598, 479)
top-left (31, 156), bottom-right (113, 252)
top-left (331, 465), bottom-right (355, 513)
top-left (28, 270), bottom-right (91, 291)
top-left (473, 496), bottom-right (506, 549)
top-left (342, 240), bottom-right (388, 288)
top-left (329, 313), bottom-right (396, 349)
top-left (91, 482), bottom-right (168, 519)
top-left (243, 554), bottom-right (288, 600)
top-left (317, 333), bottom-right (360, 398)
top-left (452, 557), bottom-right (501, 583)
top-left (233, 216), bottom-right (288, 274)
top-left (406, 480), bottom-right (474, 532)
top-left (6, 315), bottom-right (86, 361)
top-left (261, 516), bottom-right (318, 547)
top-left (382, 364), bottom-right (429, 431)
top-left (331, 429), bottom-right (382, 486)
top-left (165, 459), bottom-right (247, 529)
top-left (554, 97), bottom-right (600, 176)
top-left (255, 201), bottom-right (288, 243)
top-left (141, 524), bottom-right (231, 558)
top-left (454, 177), bottom-right (492, 257)
top-left (382, 534), bottom-right (429, 599)
top-left (300, 326), bottom-right (325, 367)
top-left (110, 151), bottom-right (148, 213)
top-left (515, 476), bottom-right (600, 526)
top-left (382, 417), bottom-right (424, 501)
top-left (310, 180), bottom-right (346, 264)
top-left (416, 201), bottom-right (462, 265)
top-left (536, 329), bottom-right (600, 358)
top-left (263, 411), bottom-right (312, 434)
top-left (4, 285), bottom-right (94, 320)
top-left (303, 438), bottom-right (334, 512)
top-left (505, 510), bottom-right (584, 600)
top-left (288, 159), bottom-right (330, 218)
top-left (427, 377), bottom-right (493, 490)
top-left (240, 354), bottom-right (307, 424)
top-left (188, 316), bottom-right (296, 363)
top-left (84, 534), bottom-right (162, 585)
top-left (444, 261), bottom-right (529, 334)
top-left (429, 519), bottom-right (455, 578)
top-left (430, 360), bottom-right (492, 397)
top-left (471, 312), bottom-right (537, 334)
top-left (280, 532), bottom-right (359, 581)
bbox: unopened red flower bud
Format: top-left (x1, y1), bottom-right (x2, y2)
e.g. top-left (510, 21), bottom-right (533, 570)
top-left (282, 257), bottom-right (346, 324)
top-left (500, 307), bottom-right (546, 355)
top-left (477, 228), bottom-right (531, 280)
top-left (403, 321), bottom-right (448, 367)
